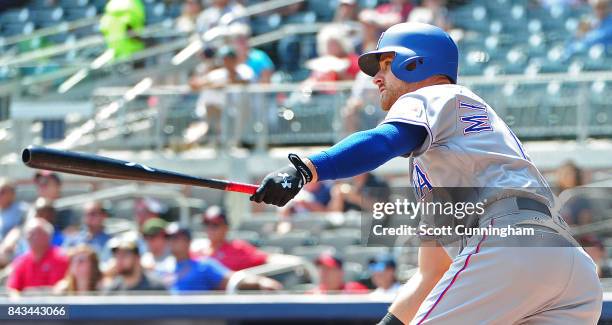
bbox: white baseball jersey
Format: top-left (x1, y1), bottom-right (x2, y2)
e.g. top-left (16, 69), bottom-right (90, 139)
top-left (380, 84), bottom-right (554, 207)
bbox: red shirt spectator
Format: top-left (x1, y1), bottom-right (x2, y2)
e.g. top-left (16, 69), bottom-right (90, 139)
top-left (8, 246), bottom-right (68, 292)
top-left (195, 206), bottom-right (268, 271)
top-left (376, 0), bottom-right (414, 22)
top-left (308, 252), bottom-right (369, 294)
top-left (206, 239), bottom-right (268, 271)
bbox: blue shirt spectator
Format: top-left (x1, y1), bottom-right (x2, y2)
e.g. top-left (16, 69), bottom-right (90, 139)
top-left (63, 201), bottom-right (112, 261)
top-left (171, 257), bottom-right (229, 293)
top-left (0, 180), bottom-right (28, 238)
top-left (246, 49), bottom-right (275, 82)
top-left (565, 1), bottom-right (612, 59)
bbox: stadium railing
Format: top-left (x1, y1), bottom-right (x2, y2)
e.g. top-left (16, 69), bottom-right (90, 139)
top-left (49, 71), bottom-right (611, 153)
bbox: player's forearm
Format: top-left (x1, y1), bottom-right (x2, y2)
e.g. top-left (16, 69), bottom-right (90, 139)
top-left (389, 270), bottom-right (441, 323)
top-left (390, 243), bottom-right (452, 323)
top-left (307, 123), bottom-right (426, 181)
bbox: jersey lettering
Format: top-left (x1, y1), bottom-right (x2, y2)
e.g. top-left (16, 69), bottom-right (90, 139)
top-left (460, 114), bottom-right (493, 134)
top-left (413, 163), bottom-right (433, 199)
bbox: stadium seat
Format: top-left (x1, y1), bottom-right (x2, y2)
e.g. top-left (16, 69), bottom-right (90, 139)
top-left (0, 9), bottom-right (29, 24)
top-left (261, 233), bottom-right (312, 253)
top-left (343, 262), bottom-right (363, 282)
top-left (226, 230), bottom-right (261, 246)
top-left (59, 0), bottom-right (89, 7)
top-left (258, 246), bottom-right (284, 255)
top-left (307, 0), bottom-right (335, 22)
top-left (145, 3), bottom-right (166, 24)
top-left (291, 245), bottom-right (335, 261)
top-left (64, 6), bottom-right (97, 21)
top-left (283, 11), bottom-right (316, 25)
top-left (30, 8), bottom-right (64, 25)
top-left (289, 218), bottom-right (330, 233)
top-left (2, 22), bottom-right (35, 37)
top-left (343, 246), bottom-right (389, 268)
top-left (237, 216), bottom-right (278, 234)
top-left (318, 230), bottom-right (361, 250)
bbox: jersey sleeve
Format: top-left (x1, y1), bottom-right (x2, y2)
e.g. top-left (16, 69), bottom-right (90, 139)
top-left (380, 93), bottom-right (457, 157)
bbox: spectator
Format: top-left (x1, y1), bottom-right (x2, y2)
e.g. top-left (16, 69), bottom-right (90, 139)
top-left (340, 12), bottom-right (385, 135)
top-left (309, 252), bottom-right (368, 294)
top-left (190, 46), bottom-right (254, 144)
top-left (329, 173), bottom-right (390, 212)
top-left (196, 0), bottom-right (247, 35)
top-left (140, 217), bottom-right (175, 286)
top-left (53, 244), bottom-right (103, 295)
top-left (565, 0), bottom-right (612, 59)
top-left (361, 0), bottom-right (413, 30)
top-left (176, 0), bottom-right (202, 34)
top-left (0, 178), bottom-right (28, 239)
top-left (135, 197), bottom-right (167, 232)
top-left (579, 236), bottom-right (612, 278)
top-left (34, 171), bottom-right (76, 232)
top-left (7, 218), bottom-right (69, 296)
top-left (166, 223), bottom-right (281, 293)
top-left (369, 254), bottom-right (401, 297)
top-left (407, 0), bottom-right (452, 30)
top-left (99, 0), bottom-right (146, 59)
top-left (230, 24), bottom-right (275, 83)
top-left (334, 0), bottom-right (360, 23)
top-left (280, 182), bottom-right (333, 217)
top-left (305, 24), bottom-right (360, 83)
top-left (194, 206), bottom-right (267, 271)
top-left (63, 201), bottom-right (112, 262)
top-left (556, 161), bottom-right (594, 226)
top-left (102, 236), bottom-right (166, 293)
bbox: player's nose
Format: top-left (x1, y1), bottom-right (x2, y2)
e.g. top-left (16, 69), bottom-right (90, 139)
top-left (372, 72), bottom-right (384, 89)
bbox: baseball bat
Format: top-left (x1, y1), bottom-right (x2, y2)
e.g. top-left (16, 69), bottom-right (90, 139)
top-left (21, 146), bottom-right (259, 195)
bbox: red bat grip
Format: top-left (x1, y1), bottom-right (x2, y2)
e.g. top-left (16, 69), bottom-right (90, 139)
top-left (225, 182), bottom-right (259, 195)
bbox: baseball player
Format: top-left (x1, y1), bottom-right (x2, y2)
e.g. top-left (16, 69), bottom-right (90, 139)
top-left (250, 23), bottom-right (603, 324)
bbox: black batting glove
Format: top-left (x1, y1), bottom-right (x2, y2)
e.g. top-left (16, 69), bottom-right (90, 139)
top-left (250, 154), bottom-right (313, 207)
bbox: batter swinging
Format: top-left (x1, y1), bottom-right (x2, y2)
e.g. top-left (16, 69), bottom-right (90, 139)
top-left (251, 23), bottom-right (603, 324)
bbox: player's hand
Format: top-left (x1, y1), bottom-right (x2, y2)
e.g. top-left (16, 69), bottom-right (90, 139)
top-left (250, 154), bottom-right (313, 207)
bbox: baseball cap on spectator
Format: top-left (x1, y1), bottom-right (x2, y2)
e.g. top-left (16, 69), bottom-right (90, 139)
top-left (368, 254), bottom-right (396, 273)
top-left (203, 205), bottom-right (229, 226)
top-left (109, 236), bottom-right (140, 255)
top-left (142, 218), bottom-right (168, 237)
top-left (217, 46), bottom-right (237, 59)
top-left (315, 252), bottom-right (343, 269)
top-left (137, 197), bottom-right (167, 215)
top-left (34, 170), bottom-right (61, 185)
top-left (165, 222), bottom-right (191, 240)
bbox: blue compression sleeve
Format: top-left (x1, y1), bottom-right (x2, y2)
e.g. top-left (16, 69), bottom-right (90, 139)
top-left (308, 122), bottom-right (427, 181)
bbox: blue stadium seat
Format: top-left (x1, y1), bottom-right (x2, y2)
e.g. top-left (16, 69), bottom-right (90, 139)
top-left (30, 8), bottom-right (64, 25)
top-left (145, 3), bottom-right (167, 24)
top-left (283, 11), bottom-right (316, 25)
top-left (64, 6), bottom-right (97, 21)
top-left (92, 0), bottom-right (107, 11)
top-left (251, 14), bottom-right (281, 35)
top-left (27, 0), bottom-right (54, 9)
top-left (307, 0), bottom-right (335, 22)
top-left (0, 9), bottom-right (29, 24)
top-left (59, 0), bottom-right (89, 7)
top-left (167, 3), bottom-right (182, 19)
top-left (2, 22), bottom-right (35, 37)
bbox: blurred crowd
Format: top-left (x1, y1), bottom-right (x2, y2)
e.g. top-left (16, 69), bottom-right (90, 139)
top-left (1, 156), bottom-right (610, 299)
top-left (0, 171), bottom-right (404, 297)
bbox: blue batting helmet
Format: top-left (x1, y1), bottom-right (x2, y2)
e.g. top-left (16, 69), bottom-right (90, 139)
top-left (358, 23), bottom-right (459, 84)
